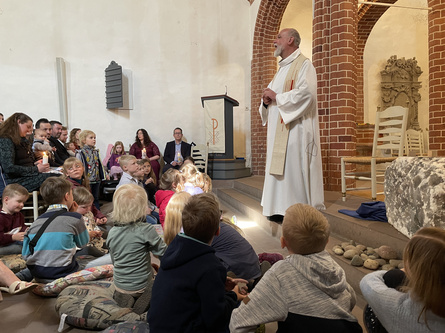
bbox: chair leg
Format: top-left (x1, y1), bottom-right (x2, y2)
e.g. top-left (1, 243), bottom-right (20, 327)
top-left (371, 159), bottom-right (376, 201)
top-left (32, 191), bottom-right (39, 220)
top-left (341, 158), bottom-right (346, 201)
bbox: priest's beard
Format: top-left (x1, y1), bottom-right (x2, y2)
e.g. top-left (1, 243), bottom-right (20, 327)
top-left (274, 45), bottom-right (282, 57)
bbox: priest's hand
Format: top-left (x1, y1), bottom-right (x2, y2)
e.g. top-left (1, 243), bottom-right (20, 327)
top-left (263, 88), bottom-right (277, 103)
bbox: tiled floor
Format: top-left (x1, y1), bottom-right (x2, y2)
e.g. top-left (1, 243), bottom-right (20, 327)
top-left (1, 197), bottom-right (365, 332)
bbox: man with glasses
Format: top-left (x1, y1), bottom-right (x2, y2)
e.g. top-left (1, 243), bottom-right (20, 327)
top-left (162, 127), bottom-right (191, 172)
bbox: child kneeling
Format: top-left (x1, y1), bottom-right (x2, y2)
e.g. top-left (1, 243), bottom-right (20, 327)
top-left (230, 203), bottom-right (362, 333)
top-left (106, 184), bottom-right (167, 314)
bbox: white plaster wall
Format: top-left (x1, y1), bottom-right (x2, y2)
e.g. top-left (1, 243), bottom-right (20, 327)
top-left (280, 0), bottom-right (314, 60)
top-left (364, 0), bottom-right (429, 132)
top-left (0, 0), bottom-right (251, 160)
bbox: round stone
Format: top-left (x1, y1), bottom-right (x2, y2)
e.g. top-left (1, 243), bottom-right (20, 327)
top-left (344, 249), bottom-right (359, 259)
top-left (351, 255), bottom-right (364, 267)
top-left (344, 245), bottom-right (357, 252)
top-left (356, 244), bottom-right (367, 252)
top-left (376, 259), bottom-right (387, 267)
top-left (360, 253), bottom-right (369, 260)
top-left (333, 247), bottom-right (344, 255)
top-left (376, 246), bottom-right (398, 260)
top-left (389, 259), bottom-right (402, 268)
top-left (341, 242), bottom-right (350, 250)
top-left (364, 259), bottom-right (379, 270)
top-left (381, 264), bottom-right (394, 271)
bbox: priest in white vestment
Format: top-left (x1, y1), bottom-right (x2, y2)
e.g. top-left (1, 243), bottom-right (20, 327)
top-left (260, 28), bottom-right (325, 221)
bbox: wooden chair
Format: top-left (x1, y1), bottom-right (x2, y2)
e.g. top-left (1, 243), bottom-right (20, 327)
top-left (0, 163), bottom-right (43, 224)
top-left (404, 129), bottom-right (425, 156)
top-left (191, 143), bottom-right (209, 174)
top-left (341, 106), bottom-right (408, 201)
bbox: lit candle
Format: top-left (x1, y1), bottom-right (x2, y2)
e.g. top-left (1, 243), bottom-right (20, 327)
top-left (142, 148), bottom-right (147, 158)
top-left (42, 152), bottom-right (48, 164)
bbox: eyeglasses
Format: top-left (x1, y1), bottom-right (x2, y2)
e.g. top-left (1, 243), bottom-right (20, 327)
top-left (68, 164), bottom-right (82, 171)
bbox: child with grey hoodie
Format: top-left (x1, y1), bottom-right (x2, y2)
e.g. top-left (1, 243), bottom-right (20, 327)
top-left (229, 203), bottom-right (362, 333)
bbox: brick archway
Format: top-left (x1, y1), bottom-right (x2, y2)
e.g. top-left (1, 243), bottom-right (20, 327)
top-left (250, 0), bottom-right (445, 189)
top-left (251, 0), bottom-right (290, 176)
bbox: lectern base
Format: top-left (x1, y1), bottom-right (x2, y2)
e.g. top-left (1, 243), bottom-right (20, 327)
top-left (208, 158), bottom-right (251, 180)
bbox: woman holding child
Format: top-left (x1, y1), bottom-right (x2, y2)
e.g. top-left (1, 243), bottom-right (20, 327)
top-left (129, 129), bottom-right (161, 180)
top-left (0, 113), bottom-right (53, 192)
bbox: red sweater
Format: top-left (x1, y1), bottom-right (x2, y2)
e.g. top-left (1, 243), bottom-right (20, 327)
top-left (0, 211), bottom-right (27, 246)
top-left (155, 190), bottom-right (175, 227)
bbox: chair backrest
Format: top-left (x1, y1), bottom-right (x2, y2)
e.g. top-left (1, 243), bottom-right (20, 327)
top-left (191, 143), bottom-right (209, 174)
top-left (372, 106), bottom-right (408, 158)
top-left (405, 129), bottom-right (424, 156)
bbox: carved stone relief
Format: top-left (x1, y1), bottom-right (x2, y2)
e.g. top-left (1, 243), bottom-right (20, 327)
top-left (380, 55), bottom-right (423, 129)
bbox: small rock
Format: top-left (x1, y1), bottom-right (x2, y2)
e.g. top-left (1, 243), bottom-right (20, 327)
top-left (351, 255), bottom-right (364, 267)
top-left (356, 244), bottom-right (367, 252)
top-left (364, 259), bottom-right (379, 270)
top-left (349, 240), bottom-right (356, 246)
top-left (381, 264), bottom-right (394, 271)
top-left (389, 259), bottom-right (402, 268)
top-left (398, 262), bottom-right (404, 269)
top-left (376, 259), bottom-right (387, 267)
top-left (368, 255), bottom-right (379, 260)
top-left (333, 247), bottom-right (344, 255)
top-left (344, 245), bottom-right (357, 252)
top-left (360, 253), bottom-right (369, 260)
top-left (367, 247), bottom-right (375, 254)
top-left (376, 246), bottom-right (398, 260)
top-left (344, 249), bottom-right (359, 259)
top-left (341, 242), bottom-right (350, 250)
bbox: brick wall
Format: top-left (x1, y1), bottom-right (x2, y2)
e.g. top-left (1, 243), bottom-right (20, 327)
top-left (313, 0), bottom-right (358, 191)
top-left (428, 0), bottom-right (445, 156)
top-left (251, 0), bottom-right (290, 175)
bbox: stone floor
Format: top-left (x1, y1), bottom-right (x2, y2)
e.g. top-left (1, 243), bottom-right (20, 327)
top-left (1, 189), bottom-right (366, 332)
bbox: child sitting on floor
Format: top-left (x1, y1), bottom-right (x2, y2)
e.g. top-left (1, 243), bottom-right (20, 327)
top-left (0, 184), bottom-right (29, 255)
top-left (360, 227), bottom-right (445, 333)
top-left (21, 178), bottom-right (92, 283)
top-left (176, 164), bottom-right (205, 195)
top-left (136, 158), bottom-right (157, 205)
top-left (230, 203), bottom-right (362, 333)
top-left (155, 168), bottom-right (179, 227)
top-left (116, 155), bottom-right (140, 189)
top-left (107, 184), bottom-right (167, 314)
top-left (148, 193), bottom-right (245, 332)
top-left (72, 187), bottom-right (108, 256)
top-left (62, 157), bottom-right (108, 228)
top-left (109, 141), bottom-right (125, 180)
top-left (163, 192), bottom-right (192, 245)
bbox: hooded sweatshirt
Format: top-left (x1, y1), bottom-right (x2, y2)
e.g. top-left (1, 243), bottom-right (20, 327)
top-left (229, 250), bottom-right (362, 333)
top-left (148, 234), bottom-right (238, 333)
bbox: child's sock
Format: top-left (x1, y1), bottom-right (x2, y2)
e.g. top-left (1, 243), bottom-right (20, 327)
top-left (133, 287), bottom-right (152, 314)
top-left (113, 290), bottom-right (135, 308)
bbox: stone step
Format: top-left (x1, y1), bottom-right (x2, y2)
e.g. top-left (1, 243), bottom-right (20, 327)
top-left (216, 187), bottom-right (283, 239)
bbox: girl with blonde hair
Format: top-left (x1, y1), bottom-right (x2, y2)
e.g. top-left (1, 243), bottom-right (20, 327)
top-left (176, 164), bottom-right (205, 195)
top-left (163, 192), bottom-right (192, 245)
top-left (360, 227), bottom-right (445, 332)
top-left (76, 130), bottom-right (106, 210)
